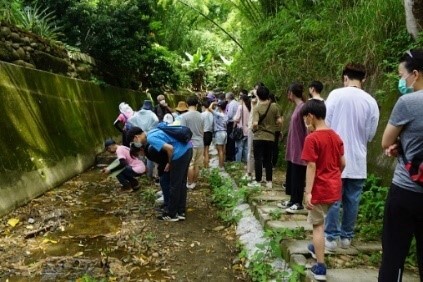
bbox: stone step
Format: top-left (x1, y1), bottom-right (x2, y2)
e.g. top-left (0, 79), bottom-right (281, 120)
top-left (304, 268), bottom-right (420, 282)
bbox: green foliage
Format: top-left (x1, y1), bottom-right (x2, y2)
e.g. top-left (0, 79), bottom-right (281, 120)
top-left (0, 0), bottom-right (22, 23)
top-left (78, 274), bottom-right (107, 282)
top-left (270, 227), bottom-right (307, 240)
top-left (140, 187), bottom-right (157, 205)
top-left (269, 208), bottom-right (282, 220)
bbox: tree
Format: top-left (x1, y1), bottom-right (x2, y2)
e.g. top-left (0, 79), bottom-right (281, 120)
top-left (404, 0), bottom-right (423, 39)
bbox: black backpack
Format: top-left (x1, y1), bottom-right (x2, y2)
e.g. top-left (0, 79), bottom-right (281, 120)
top-left (156, 123), bottom-right (192, 143)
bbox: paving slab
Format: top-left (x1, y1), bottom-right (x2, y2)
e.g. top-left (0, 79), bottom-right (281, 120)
top-left (305, 268), bottom-right (420, 282)
top-left (267, 220), bottom-right (312, 232)
top-left (354, 241), bottom-right (381, 253)
top-left (251, 192), bottom-right (287, 202)
top-left (282, 240), bottom-right (359, 258)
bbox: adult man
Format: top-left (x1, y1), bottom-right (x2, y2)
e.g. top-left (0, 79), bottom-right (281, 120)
top-left (324, 63), bottom-right (379, 250)
top-left (179, 95), bottom-right (204, 189)
top-left (154, 95), bottom-right (173, 122)
top-left (128, 126), bottom-right (192, 222)
top-left (308, 81), bottom-right (324, 100)
top-left (102, 139), bottom-right (145, 191)
top-left (225, 92), bottom-right (239, 162)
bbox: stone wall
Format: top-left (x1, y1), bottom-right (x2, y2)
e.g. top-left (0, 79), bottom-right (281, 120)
top-left (0, 61), bottom-right (148, 216)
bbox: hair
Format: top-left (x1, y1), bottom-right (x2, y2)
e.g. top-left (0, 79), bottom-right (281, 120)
top-left (239, 94), bottom-right (251, 112)
top-left (309, 80), bottom-right (323, 93)
top-left (269, 93), bottom-right (277, 103)
top-left (157, 94), bottom-right (165, 101)
top-left (240, 89), bottom-right (248, 96)
top-left (287, 83), bottom-right (304, 101)
top-left (202, 98), bottom-right (211, 108)
top-left (342, 63), bottom-right (366, 81)
top-left (129, 144), bottom-right (142, 159)
top-left (127, 126), bottom-right (143, 142)
top-left (217, 100), bottom-right (227, 111)
top-left (255, 82), bottom-right (265, 89)
top-left (186, 95), bottom-right (198, 107)
top-left (400, 49), bottom-right (423, 73)
top-left (256, 85), bottom-right (270, 100)
top-left (301, 99), bottom-right (326, 119)
top-left (225, 92), bottom-right (235, 100)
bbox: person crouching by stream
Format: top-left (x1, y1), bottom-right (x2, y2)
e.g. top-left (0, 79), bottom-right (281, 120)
top-left (102, 139), bottom-right (146, 192)
top-left (128, 126), bottom-right (193, 222)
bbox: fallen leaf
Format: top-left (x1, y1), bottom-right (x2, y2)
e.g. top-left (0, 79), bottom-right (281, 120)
top-left (74, 251), bottom-right (83, 257)
top-left (42, 239), bottom-right (58, 244)
top-left (7, 218), bottom-right (19, 227)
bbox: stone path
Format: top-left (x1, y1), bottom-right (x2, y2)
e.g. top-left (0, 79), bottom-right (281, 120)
top-left (247, 187), bottom-right (420, 281)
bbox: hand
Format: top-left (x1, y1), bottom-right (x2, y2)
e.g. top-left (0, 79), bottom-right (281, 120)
top-left (385, 143), bottom-right (399, 157)
top-left (164, 163), bottom-right (171, 172)
top-left (305, 193), bottom-right (314, 210)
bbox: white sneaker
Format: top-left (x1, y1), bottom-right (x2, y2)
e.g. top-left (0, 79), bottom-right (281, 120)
top-left (277, 200), bottom-right (293, 209)
top-left (155, 196), bottom-right (164, 205)
top-left (340, 238), bottom-right (351, 249)
top-left (187, 183), bottom-right (196, 189)
top-left (325, 238), bottom-right (337, 251)
top-left (285, 203), bottom-right (304, 214)
top-left (155, 190), bottom-right (163, 198)
top-left (247, 181), bottom-right (260, 188)
top-left (266, 181), bottom-right (272, 188)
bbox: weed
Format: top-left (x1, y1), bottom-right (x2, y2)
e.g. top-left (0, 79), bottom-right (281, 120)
top-left (269, 208), bottom-right (282, 220)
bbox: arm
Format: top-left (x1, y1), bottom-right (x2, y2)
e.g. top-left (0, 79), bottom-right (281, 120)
top-left (162, 143), bottom-right (174, 172)
top-left (339, 155), bottom-right (346, 172)
top-left (304, 162), bottom-right (316, 210)
top-left (113, 119), bottom-right (124, 133)
top-left (381, 124), bottom-right (403, 157)
top-left (103, 158), bottom-right (126, 174)
top-left (233, 105), bottom-right (241, 123)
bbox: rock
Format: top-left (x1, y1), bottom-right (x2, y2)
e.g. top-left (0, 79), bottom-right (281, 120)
top-left (16, 47), bottom-right (26, 59)
top-left (152, 252), bottom-right (159, 258)
top-left (30, 42), bottom-right (38, 48)
top-left (11, 43), bottom-right (20, 49)
top-left (10, 32), bottom-right (20, 41)
top-left (28, 218), bottom-right (35, 224)
top-left (21, 36), bottom-right (31, 45)
top-left (213, 225), bottom-right (225, 231)
top-left (0, 26), bottom-right (11, 38)
top-left (0, 42), bottom-right (19, 61)
top-left (31, 50), bottom-right (70, 74)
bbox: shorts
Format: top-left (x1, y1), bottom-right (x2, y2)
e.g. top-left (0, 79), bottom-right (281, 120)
top-left (307, 203), bottom-right (332, 225)
top-left (204, 131), bottom-right (213, 146)
top-left (214, 131), bottom-right (227, 145)
top-left (189, 147), bottom-right (204, 168)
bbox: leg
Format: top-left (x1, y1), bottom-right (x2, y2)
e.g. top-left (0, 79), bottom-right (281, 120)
top-left (203, 145), bottom-right (210, 168)
top-left (116, 166), bottom-right (139, 188)
top-left (262, 140), bottom-right (274, 182)
top-left (217, 145), bottom-right (225, 168)
top-left (173, 148), bottom-right (192, 215)
top-left (285, 161), bottom-right (292, 196)
top-left (160, 171), bottom-right (170, 208)
top-left (290, 163), bottom-right (306, 204)
top-left (247, 130), bottom-right (255, 176)
top-left (325, 200), bottom-right (341, 242)
top-left (241, 137), bottom-right (248, 163)
top-left (226, 122), bottom-right (236, 161)
top-left (379, 184), bottom-right (416, 281)
top-left (272, 131), bottom-right (281, 168)
top-left (235, 139), bottom-right (242, 162)
top-left (340, 178), bottom-right (365, 239)
top-left (313, 223), bottom-right (325, 264)
top-left (253, 140), bottom-right (264, 182)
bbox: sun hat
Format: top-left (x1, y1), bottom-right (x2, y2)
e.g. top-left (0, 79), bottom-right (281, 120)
top-left (175, 101), bottom-right (188, 112)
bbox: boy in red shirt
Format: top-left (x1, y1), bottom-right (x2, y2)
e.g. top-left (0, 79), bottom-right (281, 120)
top-left (301, 99), bottom-right (345, 280)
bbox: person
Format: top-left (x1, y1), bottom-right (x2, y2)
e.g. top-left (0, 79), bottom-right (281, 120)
top-left (324, 63), bottom-right (379, 251)
top-left (378, 49), bottom-right (423, 281)
top-left (173, 101), bottom-right (189, 124)
top-left (127, 127), bottom-right (170, 213)
top-left (269, 93), bottom-right (283, 168)
top-left (201, 98), bottom-right (214, 168)
top-left (154, 94), bottom-right (173, 122)
top-left (127, 100), bottom-right (160, 182)
top-left (248, 85), bottom-right (282, 188)
top-left (300, 99), bottom-right (345, 281)
top-left (179, 95), bottom-right (204, 189)
top-left (128, 126), bottom-right (193, 221)
top-left (225, 92), bottom-right (239, 162)
top-left (233, 93), bottom-right (251, 163)
top-left (243, 90), bottom-right (257, 181)
top-left (113, 102), bottom-right (134, 147)
top-left (102, 139), bottom-right (146, 191)
top-left (278, 83), bottom-right (307, 212)
top-left (308, 81), bottom-right (324, 101)
top-left (209, 100), bottom-right (228, 169)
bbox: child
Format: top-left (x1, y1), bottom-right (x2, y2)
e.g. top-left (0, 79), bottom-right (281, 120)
top-left (301, 99), bottom-right (345, 280)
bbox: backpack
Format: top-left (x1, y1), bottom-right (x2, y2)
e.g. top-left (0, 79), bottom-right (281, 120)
top-left (157, 122), bottom-right (192, 143)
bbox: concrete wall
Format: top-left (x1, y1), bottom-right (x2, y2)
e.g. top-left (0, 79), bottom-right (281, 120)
top-left (0, 61), bottom-right (149, 216)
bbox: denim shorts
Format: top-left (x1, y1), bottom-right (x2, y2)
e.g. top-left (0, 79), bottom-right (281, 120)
top-left (214, 131), bottom-right (227, 145)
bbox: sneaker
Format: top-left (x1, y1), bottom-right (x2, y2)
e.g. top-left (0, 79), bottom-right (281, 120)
top-left (155, 196), bottom-right (164, 205)
top-left (308, 243), bottom-right (316, 259)
top-left (177, 213), bottom-right (186, 221)
top-left (277, 200), bottom-right (293, 209)
top-left (310, 263), bottom-right (327, 281)
top-left (157, 213), bottom-right (179, 222)
top-left (285, 203), bottom-right (304, 214)
top-left (266, 181), bottom-right (272, 189)
top-left (247, 181), bottom-right (261, 188)
top-left (340, 238), bottom-right (351, 249)
top-left (325, 238), bottom-right (337, 252)
top-left (154, 178), bottom-right (160, 186)
top-left (156, 190), bottom-right (163, 198)
top-left (131, 184), bottom-right (140, 192)
top-left (241, 174), bottom-right (252, 181)
top-left (187, 183), bottom-right (196, 189)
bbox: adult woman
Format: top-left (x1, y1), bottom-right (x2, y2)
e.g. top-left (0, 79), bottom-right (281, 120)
top-left (114, 102), bottom-right (134, 147)
top-left (233, 93), bottom-right (251, 163)
top-left (209, 100), bottom-right (228, 169)
top-left (379, 49), bottom-right (423, 281)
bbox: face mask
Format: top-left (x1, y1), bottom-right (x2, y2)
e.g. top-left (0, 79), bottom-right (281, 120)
top-left (159, 100), bottom-right (167, 106)
top-left (398, 76), bottom-right (414, 95)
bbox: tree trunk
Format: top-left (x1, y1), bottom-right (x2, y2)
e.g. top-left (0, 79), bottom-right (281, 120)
top-left (405, 0), bottom-right (423, 39)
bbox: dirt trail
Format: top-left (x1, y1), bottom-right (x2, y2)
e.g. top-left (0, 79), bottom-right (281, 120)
top-left (0, 160), bottom-right (247, 281)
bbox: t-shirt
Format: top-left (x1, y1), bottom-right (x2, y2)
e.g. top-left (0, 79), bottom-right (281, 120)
top-left (128, 109), bottom-right (159, 133)
top-left (179, 110), bottom-right (204, 148)
top-left (252, 101), bottom-right (281, 141)
top-left (234, 104), bottom-right (250, 136)
top-left (389, 90), bottom-right (423, 193)
top-left (201, 111), bottom-right (214, 132)
top-left (286, 103), bottom-right (307, 165)
top-left (116, 145), bottom-right (146, 174)
top-left (326, 86), bottom-right (379, 178)
top-left (147, 128), bottom-right (192, 161)
top-left (212, 110), bottom-right (227, 132)
top-left (302, 129), bottom-right (344, 204)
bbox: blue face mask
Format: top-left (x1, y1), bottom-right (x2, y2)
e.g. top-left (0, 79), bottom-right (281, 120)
top-left (398, 77), bottom-right (414, 95)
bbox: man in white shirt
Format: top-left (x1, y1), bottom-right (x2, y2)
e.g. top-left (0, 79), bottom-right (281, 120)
top-left (324, 63), bottom-right (380, 251)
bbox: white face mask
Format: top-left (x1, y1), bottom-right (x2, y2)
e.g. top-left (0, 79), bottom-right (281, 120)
top-left (159, 100), bottom-right (167, 106)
